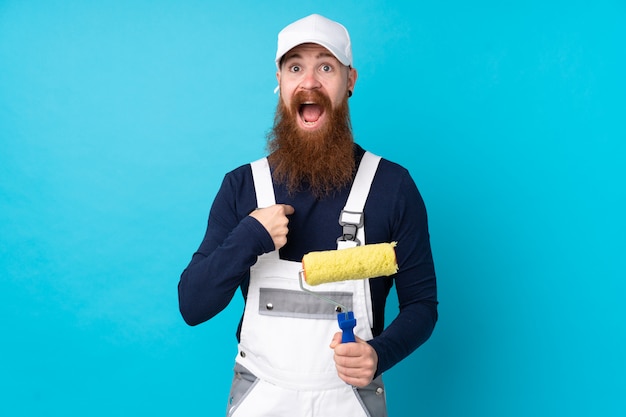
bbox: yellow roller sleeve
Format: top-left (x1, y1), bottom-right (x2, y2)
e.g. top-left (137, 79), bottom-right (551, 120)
top-left (302, 242), bottom-right (398, 286)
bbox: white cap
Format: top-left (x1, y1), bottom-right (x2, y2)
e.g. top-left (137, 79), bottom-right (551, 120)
top-left (275, 14), bottom-right (352, 69)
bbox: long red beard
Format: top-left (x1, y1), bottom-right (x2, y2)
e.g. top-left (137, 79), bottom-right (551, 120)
top-left (267, 90), bottom-right (355, 198)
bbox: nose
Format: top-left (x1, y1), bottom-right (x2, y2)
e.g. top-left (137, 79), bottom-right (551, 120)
top-left (299, 69), bottom-right (321, 90)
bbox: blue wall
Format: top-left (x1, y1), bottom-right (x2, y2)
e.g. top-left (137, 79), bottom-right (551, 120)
top-left (1, 1), bottom-right (624, 416)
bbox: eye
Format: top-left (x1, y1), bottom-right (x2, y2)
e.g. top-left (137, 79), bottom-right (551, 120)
top-left (320, 64), bottom-right (332, 72)
top-left (290, 65), bottom-right (301, 73)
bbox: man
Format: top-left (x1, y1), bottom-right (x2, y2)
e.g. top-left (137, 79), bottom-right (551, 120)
top-left (178, 14), bottom-right (438, 417)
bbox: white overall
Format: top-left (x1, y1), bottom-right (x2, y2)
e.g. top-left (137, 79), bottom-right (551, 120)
top-left (227, 153), bottom-right (387, 417)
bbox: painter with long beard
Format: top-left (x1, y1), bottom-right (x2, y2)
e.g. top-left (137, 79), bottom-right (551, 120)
top-left (178, 14), bottom-right (438, 417)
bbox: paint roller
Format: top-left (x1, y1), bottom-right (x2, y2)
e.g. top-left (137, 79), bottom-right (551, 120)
top-left (298, 242), bottom-right (398, 343)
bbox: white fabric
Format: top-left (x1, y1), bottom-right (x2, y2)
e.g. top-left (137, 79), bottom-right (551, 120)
top-left (275, 14), bottom-right (352, 68)
top-left (250, 157), bottom-right (275, 208)
top-left (341, 151), bottom-right (381, 247)
top-left (236, 255), bottom-right (373, 391)
top-left (229, 377), bottom-right (366, 417)
top-left (232, 153), bottom-right (381, 415)
top-left (250, 157), bottom-right (279, 260)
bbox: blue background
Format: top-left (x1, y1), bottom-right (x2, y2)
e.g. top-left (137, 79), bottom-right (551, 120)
top-left (1, 1), bottom-right (625, 416)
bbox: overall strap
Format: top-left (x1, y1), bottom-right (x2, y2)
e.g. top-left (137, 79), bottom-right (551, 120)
top-left (250, 157), bottom-right (279, 259)
top-left (250, 157), bottom-right (276, 208)
top-left (337, 151), bottom-right (381, 249)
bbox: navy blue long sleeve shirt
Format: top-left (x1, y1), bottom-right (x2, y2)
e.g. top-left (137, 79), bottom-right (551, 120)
top-left (178, 144), bottom-right (438, 376)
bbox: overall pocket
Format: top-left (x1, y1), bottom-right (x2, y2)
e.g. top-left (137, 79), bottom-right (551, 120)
top-left (354, 375), bottom-right (388, 417)
top-left (226, 363), bottom-right (259, 417)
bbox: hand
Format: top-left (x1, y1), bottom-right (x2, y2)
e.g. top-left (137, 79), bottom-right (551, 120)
top-left (329, 332), bottom-right (378, 387)
top-left (249, 204), bottom-right (295, 250)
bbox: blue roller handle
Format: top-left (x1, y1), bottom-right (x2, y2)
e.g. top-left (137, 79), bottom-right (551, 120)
top-left (337, 311), bottom-right (356, 343)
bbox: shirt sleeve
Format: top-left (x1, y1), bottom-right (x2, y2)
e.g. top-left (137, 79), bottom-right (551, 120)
top-left (367, 168), bottom-right (438, 376)
top-left (178, 168), bottom-right (275, 326)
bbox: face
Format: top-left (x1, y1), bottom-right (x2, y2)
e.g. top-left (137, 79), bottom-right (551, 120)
top-left (277, 43), bottom-right (357, 132)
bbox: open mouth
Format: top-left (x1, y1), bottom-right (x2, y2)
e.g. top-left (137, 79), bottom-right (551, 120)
top-left (299, 102), bottom-right (325, 127)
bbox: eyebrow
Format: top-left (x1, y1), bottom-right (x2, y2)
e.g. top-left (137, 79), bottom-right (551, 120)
top-left (282, 51), bottom-right (336, 63)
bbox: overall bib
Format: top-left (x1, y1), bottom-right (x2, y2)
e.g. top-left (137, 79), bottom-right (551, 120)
top-left (226, 153), bottom-right (388, 417)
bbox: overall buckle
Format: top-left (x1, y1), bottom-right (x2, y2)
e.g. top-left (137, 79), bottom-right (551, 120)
top-left (336, 210), bottom-right (363, 246)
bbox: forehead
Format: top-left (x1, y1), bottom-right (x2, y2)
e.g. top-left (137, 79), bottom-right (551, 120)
top-left (281, 43), bottom-right (338, 63)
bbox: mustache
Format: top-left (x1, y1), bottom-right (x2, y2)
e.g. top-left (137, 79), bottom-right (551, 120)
top-left (290, 89), bottom-right (332, 113)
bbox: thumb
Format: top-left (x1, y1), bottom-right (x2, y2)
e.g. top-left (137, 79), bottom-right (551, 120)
top-left (329, 332), bottom-right (343, 349)
top-left (281, 204), bottom-right (295, 215)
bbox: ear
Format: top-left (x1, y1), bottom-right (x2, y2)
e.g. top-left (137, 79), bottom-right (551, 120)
top-left (276, 70), bottom-right (281, 84)
top-left (347, 67), bottom-right (358, 94)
